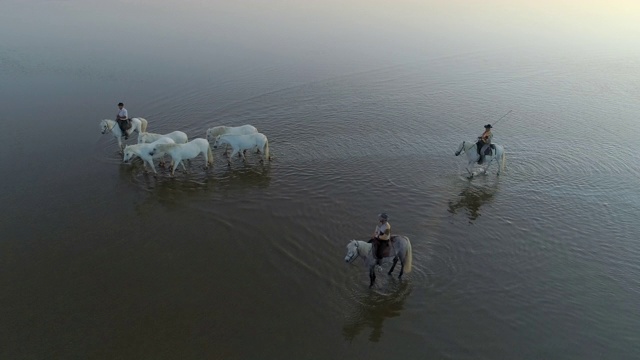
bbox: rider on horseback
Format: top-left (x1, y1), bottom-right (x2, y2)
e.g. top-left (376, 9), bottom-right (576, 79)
top-left (477, 124), bottom-right (493, 164)
top-left (116, 102), bottom-right (130, 140)
top-left (370, 213), bottom-right (391, 265)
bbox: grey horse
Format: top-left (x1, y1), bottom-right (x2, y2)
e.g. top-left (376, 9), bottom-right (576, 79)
top-left (344, 236), bottom-right (413, 288)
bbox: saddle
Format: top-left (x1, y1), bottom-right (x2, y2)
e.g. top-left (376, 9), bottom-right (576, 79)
top-left (369, 236), bottom-right (397, 259)
top-left (476, 141), bottom-right (495, 156)
top-left (118, 118), bottom-right (132, 131)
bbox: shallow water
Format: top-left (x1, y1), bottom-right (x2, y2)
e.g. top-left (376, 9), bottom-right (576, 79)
top-left (1, 1), bottom-right (640, 359)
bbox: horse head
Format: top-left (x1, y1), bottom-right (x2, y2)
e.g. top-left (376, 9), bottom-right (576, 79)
top-left (206, 126), bottom-right (224, 141)
top-left (100, 119), bottom-right (112, 134)
top-left (123, 146), bottom-right (135, 163)
top-left (344, 240), bottom-right (360, 263)
top-left (138, 132), bottom-right (149, 144)
top-left (212, 135), bottom-right (224, 149)
top-left (149, 143), bottom-right (172, 157)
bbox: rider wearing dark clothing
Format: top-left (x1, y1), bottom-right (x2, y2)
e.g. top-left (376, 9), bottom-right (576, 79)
top-left (370, 213), bottom-right (391, 264)
top-left (116, 102), bottom-right (130, 140)
top-left (477, 124), bottom-right (493, 164)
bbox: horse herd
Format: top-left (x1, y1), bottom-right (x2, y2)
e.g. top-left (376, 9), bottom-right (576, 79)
top-left (99, 118), bottom-right (270, 176)
top-left (99, 117), bottom-right (507, 287)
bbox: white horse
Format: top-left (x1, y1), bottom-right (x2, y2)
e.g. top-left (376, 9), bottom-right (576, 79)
top-left (455, 140), bottom-right (506, 177)
top-left (344, 236), bottom-right (413, 288)
top-left (138, 131), bottom-right (188, 145)
top-left (123, 137), bottom-right (175, 174)
top-left (99, 118), bottom-right (149, 152)
top-left (149, 138), bottom-right (213, 176)
top-left (212, 133), bottom-right (270, 165)
top-left (206, 125), bottom-right (258, 156)
top-left (205, 124), bottom-right (258, 141)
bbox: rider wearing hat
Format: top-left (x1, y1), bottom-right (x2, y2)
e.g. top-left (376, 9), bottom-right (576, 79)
top-left (371, 213), bottom-right (391, 263)
top-left (116, 102), bottom-right (130, 140)
top-left (477, 124), bottom-right (493, 164)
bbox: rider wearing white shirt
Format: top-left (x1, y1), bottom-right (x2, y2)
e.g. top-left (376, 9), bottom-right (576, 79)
top-left (116, 102), bottom-right (130, 139)
top-left (371, 213), bottom-right (391, 263)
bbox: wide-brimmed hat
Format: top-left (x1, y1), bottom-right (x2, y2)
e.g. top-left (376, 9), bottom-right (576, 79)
top-left (484, 124), bottom-right (492, 129)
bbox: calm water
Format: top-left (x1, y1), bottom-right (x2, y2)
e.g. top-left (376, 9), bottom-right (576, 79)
top-left (1, 1), bottom-right (640, 359)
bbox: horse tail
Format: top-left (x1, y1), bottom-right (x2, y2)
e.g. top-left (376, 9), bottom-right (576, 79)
top-left (500, 148), bottom-right (506, 173)
top-left (140, 118), bottom-right (148, 133)
top-left (264, 138), bottom-right (270, 160)
top-left (207, 143), bottom-right (214, 166)
top-left (403, 237), bottom-right (413, 273)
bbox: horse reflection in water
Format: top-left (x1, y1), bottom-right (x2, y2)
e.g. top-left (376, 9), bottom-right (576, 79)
top-left (342, 280), bottom-right (412, 343)
top-left (448, 184), bottom-right (498, 222)
top-left (119, 165), bottom-right (273, 213)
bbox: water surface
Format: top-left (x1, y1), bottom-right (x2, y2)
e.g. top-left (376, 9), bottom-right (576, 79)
top-left (1, 1), bottom-right (640, 359)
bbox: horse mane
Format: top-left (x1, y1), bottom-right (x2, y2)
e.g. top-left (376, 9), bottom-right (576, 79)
top-left (126, 143), bottom-right (143, 150)
top-left (209, 126), bottom-right (227, 137)
top-left (356, 240), bottom-right (372, 253)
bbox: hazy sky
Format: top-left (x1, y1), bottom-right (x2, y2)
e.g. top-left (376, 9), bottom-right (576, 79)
top-left (1, 0), bottom-right (638, 77)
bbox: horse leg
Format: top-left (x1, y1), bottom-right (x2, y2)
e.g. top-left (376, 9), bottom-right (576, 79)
top-left (148, 159), bottom-right (157, 174)
top-left (398, 258), bottom-right (405, 280)
top-left (228, 149), bottom-right (238, 165)
top-left (369, 267), bottom-right (376, 288)
top-left (171, 159), bottom-right (181, 176)
top-left (388, 256), bottom-right (398, 275)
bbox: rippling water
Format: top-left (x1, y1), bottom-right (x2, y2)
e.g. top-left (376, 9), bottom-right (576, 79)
top-left (2, 1), bottom-right (640, 359)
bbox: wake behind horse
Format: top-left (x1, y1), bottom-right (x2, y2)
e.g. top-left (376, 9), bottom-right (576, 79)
top-left (455, 140), bottom-right (506, 177)
top-left (149, 138), bottom-right (213, 176)
top-left (344, 236), bottom-right (413, 288)
top-left (100, 118), bottom-right (148, 152)
top-left (123, 137), bottom-right (175, 174)
top-left (212, 133), bottom-right (270, 165)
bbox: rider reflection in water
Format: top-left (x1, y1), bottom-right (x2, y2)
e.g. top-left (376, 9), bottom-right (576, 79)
top-left (370, 213), bottom-right (391, 265)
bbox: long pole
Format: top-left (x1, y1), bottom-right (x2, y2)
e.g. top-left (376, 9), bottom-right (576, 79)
top-left (491, 110), bottom-right (512, 126)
